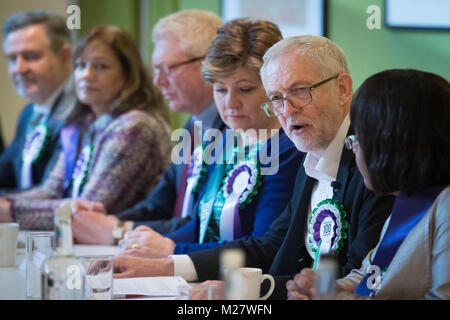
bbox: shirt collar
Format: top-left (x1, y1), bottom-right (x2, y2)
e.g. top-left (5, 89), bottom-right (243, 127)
top-left (33, 82), bottom-right (66, 114)
top-left (304, 114), bottom-right (350, 182)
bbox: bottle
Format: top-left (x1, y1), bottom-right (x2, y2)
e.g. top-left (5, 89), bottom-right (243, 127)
top-left (41, 205), bottom-right (86, 300)
top-left (220, 248), bottom-right (245, 300)
top-left (313, 253), bottom-right (338, 300)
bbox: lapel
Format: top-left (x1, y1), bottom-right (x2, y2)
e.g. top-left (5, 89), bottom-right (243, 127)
top-left (334, 146), bottom-right (355, 203)
top-left (270, 156), bottom-right (316, 274)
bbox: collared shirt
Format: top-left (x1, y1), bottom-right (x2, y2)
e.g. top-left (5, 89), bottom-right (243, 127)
top-left (304, 115), bottom-right (350, 259)
top-left (29, 82), bottom-right (66, 129)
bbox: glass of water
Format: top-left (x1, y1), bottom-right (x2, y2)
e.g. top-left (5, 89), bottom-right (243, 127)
top-left (25, 232), bottom-right (55, 300)
top-left (78, 255), bottom-right (114, 300)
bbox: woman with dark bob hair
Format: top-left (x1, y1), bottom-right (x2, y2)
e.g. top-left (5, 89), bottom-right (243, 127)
top-left (287, 69), bottom-right (450, 299)
top-left (0, 26), bottom-right (171, 230)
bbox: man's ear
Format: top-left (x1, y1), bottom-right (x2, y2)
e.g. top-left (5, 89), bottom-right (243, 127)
top-left (336, 73), bottom-right (353, 106)
top-left (59, 43), bottom-right (72, 64)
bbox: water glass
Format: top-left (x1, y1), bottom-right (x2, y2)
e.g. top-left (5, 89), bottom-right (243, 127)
top-left (78, 255), bottom-right (114, 300)
top-left (25, 232), bottom-right (55, 299)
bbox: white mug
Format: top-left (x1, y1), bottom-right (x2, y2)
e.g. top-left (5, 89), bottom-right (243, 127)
top-left (232, 267), bottom-right (275, 300)
top-left (0, 223), bottom-right (19, 267)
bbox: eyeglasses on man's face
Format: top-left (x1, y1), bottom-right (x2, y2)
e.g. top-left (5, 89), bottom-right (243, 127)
top-left (152, 56), bottom-right (205, 77)
top-left (261, 74), bottom-right (340, 117)
top-left (344, 134), bottom-right (359, 152)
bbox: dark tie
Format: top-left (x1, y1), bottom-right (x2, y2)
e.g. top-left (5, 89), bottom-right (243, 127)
top-left (172, 122), bottom-right (196, 218)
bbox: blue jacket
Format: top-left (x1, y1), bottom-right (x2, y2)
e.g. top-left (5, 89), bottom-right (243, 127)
top-left (168, 128), bottom-right (304, 254)
top-left (0, 89), bottom-right (74, 191)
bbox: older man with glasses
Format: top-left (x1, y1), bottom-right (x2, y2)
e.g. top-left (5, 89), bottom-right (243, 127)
top-left (111, 35), bottom-right (395, 300)
top-left (70, 10), bottom-right (226, 245)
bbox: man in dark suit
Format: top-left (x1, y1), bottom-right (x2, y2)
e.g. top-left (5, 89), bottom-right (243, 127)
top-left (112, 35), bottom-right (395, 300)
top-left (70, 10), bottom-right (226, 245)
top-left (0, 11), bottom-right (73, 194)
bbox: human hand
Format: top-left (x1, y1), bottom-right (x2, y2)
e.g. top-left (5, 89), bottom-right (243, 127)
top-left (72, 208), bottom-right (118, 245)
top-left (113, 253), bottom-right (174, 278)
top-left (286, 268), bottom-right (316, 300)
top-left (0, 198), bottom-right (13, 222)
top-left (71, 199), bottom-right (106, 214)
top-left (119, 225), bottom-right (176, 258)
top-left (189, 280), bottom-right (224, 300)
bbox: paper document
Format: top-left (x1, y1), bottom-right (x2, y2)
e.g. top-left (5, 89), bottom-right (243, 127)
top-left (113, 276), bottom-right (190, 297)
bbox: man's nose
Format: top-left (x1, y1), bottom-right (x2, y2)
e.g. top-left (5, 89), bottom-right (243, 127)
top-left (281, 98), bottom-right (298, 117)
top-left (153, 70), bottom-right (168, 88)
top-left (14, 55), bottom-right (29, 74)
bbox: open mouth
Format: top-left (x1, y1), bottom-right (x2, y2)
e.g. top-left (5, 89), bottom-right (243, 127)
top-left (290, 124), bottom-right (305, 132)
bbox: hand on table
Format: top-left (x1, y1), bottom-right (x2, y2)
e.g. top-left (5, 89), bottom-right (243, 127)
top-left (71, 203), bottom-right (117, 245)
top-left (113, 253), bottom-right (174, 278)
top-left (286, 268), bottom-right (316, 300)
top-left (71, 199), bottom-right (106, 214)
top-left (119, 225), bottom-right (176, 258)
top-left (0, 197), bottom-right (13, 222)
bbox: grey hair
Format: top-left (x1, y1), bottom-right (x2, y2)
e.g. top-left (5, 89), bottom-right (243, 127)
top-left (152, 9), bottom-right (222, 58)
top-left (260, 35), bottom-right (350, 80)
top-left (2, 10), bottom-right (69, 53)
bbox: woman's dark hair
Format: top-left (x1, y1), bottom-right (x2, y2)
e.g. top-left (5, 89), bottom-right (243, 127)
top-left (67, 25), bottom-right (168, 123)
top-left (350, 69), bottom-right (450, 195)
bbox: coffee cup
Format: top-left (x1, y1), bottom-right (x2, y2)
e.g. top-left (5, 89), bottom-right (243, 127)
top-left (232, 267), bottom-right (275, 300)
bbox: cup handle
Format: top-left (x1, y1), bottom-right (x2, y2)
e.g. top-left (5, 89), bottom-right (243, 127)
top-left (259, 274), bottom-right (275, 300)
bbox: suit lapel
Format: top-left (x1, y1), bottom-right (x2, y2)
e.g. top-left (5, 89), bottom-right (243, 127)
top-left (270, 157), bottom-right (316, 274)
top-left (334, 146), bottom-right (354, 203)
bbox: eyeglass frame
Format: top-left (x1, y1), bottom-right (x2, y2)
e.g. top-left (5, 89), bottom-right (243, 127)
top-left (260, 74), bottom-right (340, 117)
top-left (152, 56), bottom-right (205, 77)
top-left (344, 134), bottom-right (359, 152)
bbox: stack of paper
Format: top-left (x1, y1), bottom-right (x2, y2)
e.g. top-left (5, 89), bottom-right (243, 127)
top-left (113, 276), bottom-right (191, 300)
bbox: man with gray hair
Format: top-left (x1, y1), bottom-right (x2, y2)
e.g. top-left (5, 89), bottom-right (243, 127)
top-left (112, 35), bottom-right (395, 300)
top-left (0, 11), bottom-right (74, 193)
top-left (71, 10), bottom-right (226, 245)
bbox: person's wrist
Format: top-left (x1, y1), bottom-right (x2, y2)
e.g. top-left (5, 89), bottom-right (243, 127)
top-left (0, 198), bottom-right (13, 222)
top-left (112, 219), bottom-right (125, 246)
top-left (165, 257), bottom-right (175, 276)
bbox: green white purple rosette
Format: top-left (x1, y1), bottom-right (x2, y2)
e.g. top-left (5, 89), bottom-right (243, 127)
top-left (222, 159), bottom-right (261, 209)
top-left (22, 124), bottom-right (50, 163)
top-left (219, 160), bottom-right (261, 241)
top-left (307, 199), bottom-right (348, 256)
top-left (21, 124), bottom-right (51, 188)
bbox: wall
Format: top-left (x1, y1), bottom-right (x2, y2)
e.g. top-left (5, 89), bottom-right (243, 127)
top-left (1, 0), bottom-right (449, 142)
top-left (328, 0), bottom-right (450, 90)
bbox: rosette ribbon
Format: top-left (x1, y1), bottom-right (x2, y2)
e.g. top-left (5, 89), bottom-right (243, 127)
top-left (219, 160), bottom-right (260, 241)
top-left (21, 124), bottom-right (50, 189)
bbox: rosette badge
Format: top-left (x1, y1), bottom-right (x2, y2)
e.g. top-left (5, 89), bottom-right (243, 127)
top-left (219, 160), bottom-right (262, 241)
top-left (308, 199), bottom-right (348, 256)
top-left (23, 124), bottom-right (51, 163)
